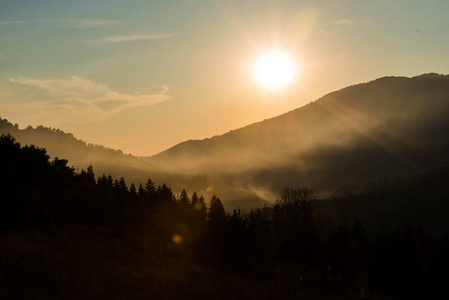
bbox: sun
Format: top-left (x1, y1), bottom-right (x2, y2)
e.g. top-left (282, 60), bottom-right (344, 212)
top-left (253, 51), bottom-right (297, 90)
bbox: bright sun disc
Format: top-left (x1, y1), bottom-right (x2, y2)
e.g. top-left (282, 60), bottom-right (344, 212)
top-left (254, 51), bottom-right (297, 90)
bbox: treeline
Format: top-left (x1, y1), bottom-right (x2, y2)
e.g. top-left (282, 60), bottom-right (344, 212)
top-left (0, 117), bottom-right (211, 198)
top-left (0, 133), bottom-right (258, 281)
top-left (2, 133), bottom-right (449, 299)
top-left (0, 134), bottom-right (210, 236)
top-left (0, 117), bottom-right (123, 155)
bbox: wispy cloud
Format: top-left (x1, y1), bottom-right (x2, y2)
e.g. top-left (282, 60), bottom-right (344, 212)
top-left (1, 76), bottom-right (171, 124)
top-left (320, 18), bottom-right (355, 35)
top-left (0, 18), bottom-right (132, 28)
top-left (67, 19), bottom-right (132, 28)
top-left (325, 19), bottom-right (355, 26)
top-left (0, 20), bottom-right (32, 25)
top-left (102, 33), bottom-right (174, 43)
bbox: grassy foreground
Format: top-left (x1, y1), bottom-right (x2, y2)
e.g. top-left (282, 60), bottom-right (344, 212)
top-left (0, 226), bottom-right (367, 300)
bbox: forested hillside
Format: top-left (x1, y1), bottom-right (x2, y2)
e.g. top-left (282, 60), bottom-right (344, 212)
top-left (2, 133), bottom-right (449, 299)
top-left (4, 74), bottom-right (448, 208)
top-left (147, 74), bottom-right (449, 199)
top-left (0, 118), bottom-right (211, 199)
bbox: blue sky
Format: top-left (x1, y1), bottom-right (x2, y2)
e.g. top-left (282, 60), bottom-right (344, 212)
top-left (1, 0), bottom-right (448, 155)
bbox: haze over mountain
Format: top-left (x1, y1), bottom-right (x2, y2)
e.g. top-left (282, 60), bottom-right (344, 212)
top-left (2, 73), bottom-right (449, 208)
top-left (0, 119), bottom-right (211, 196)
top-left (146, 73), bottom-right (449, 203)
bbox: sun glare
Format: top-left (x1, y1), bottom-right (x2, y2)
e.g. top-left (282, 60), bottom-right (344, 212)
top-left (253, 51), bottom-right (297, 90)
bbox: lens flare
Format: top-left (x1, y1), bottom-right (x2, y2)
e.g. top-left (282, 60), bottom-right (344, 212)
top-left (172, 234), bottom-right (183, 244)
top-left (194, 202), bottom-right (203, 211)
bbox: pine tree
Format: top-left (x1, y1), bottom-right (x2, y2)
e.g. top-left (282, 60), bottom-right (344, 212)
top-left (137, 183), bottom-right (145, 200)
top-left (158, 184), bottom-right (174, 204)
top-left (97, 174), bottom-right (108, 190)
top-left (208, 195), bottom-right (227, 230)
top-left (107, 175), bottom-right (114, 190)
top-left (179, 189), bottom-right (190, 206)
top-left (198, 195), bottom-right (207, 221)
top-left (129, 183), bottom-right (137, 201)
top-left (118, 177), bottom-right (128, 192)
top-left (86, 165), bottom-right (95, 184)
top-left (144, 178), bottom-right (156, 200)
top-left (191, 191), bottom-right (199, 209)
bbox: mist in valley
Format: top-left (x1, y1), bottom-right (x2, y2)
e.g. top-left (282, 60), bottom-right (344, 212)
top-left (3, 74), bottom-right (449, 210)
top-left (3, 0), bottom-right (449, 298)
top-left (3, 74), bottom-right (449, 299)
top-left (146, 74), bottom-right (449, 204)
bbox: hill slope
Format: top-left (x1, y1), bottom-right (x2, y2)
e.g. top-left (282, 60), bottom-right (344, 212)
top-left (146, 73), bottom-right (449, 200)
top-left (0, 119), bottom-right (210, 194)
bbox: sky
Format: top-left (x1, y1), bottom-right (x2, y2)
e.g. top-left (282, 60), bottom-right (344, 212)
top-left (1, 0), bottom-right (448, 156)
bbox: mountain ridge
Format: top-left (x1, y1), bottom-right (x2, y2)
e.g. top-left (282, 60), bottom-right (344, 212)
top-left (148, 75), bottom-right (423, 157)
top-left (2, 73), bottom-right (448, 207)
top-left (144, 73), bottom-right (449, 202)
top-left (149, 73), bottom-right (447, 159)
top-left (0, 119), bottom-right (211, 196)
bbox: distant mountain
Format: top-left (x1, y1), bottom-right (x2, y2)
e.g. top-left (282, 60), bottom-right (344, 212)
top-left (4, 73), bottom-right (448, 208)
top-left (145, 73), bottom-right (449, 203)
top-left (0, 119), bottom-right (210, 194)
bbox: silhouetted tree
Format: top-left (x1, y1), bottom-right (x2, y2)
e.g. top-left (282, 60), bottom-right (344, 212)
top-left (273, 187), bottom-right (321, 265)
top-left (0, 134), bottom-right (78, 229)
top-left (107, 175), bottom-right (114, 189)
top-left (208, 194), bottom-right (227, 231)
top-left (137, 183), bottom-right (145, 201)
top-left (116, 177), bottom-right (128, 193)
top-left (144, 178), bottom-right (156, 200)
top-left (273, 187), bottom-right (315, 241)
top-left (198, 195), bottom-right (207, 221)
top-left (178, 189), bottom-right (190, 207)
top-left (218, 209), bottom-right (256, 273)
top-left (86, 165), bottom-right (95, 184)
top-left (157, 184), bottom-right (174, 204)
top-left (248, 207), bottom-right (272, 257)
top-left (97, 174), bottom-right (109, 191)
top-left (129, 183), bottom-right (137, 201)
top-left (191, 191), bottom-right (199, 209)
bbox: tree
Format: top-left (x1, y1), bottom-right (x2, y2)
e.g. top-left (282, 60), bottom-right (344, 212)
top-left (117, 177), bottom-right (128, 193)
top-left (137, 183), bottom-right (145, 200)
top-left (107, 175), bottom-right (114, 189)
top-left (192, 192), bottom-right (207, 223)
top-left (157, 184), bottom-right (174, 204)
top-left (128, 183), bottom-right (138, 202)
top-left (0, 134), bottom-right (75, 229)
top-left (273, 187), bottom-right (315, 239)
top-left (97, 174), bottom-right (109, 191)
top-left (273, 187), bottom-right (320, 264)
top-left (86, 165), bottom-right (95, 184)
top-left (190, 191), bottom-right (207, 226)
top-left (222, 209), bottom-right (255, 272)
top-left (198, 195), bottom-right (207, 221)
top-left (178, 189), bottom-right (190, 207)
top-left (208, 195), bottom-right (227, 230)
top-left (191, 191), bottom-right (199, 209)
top-left (144, 178), bottom-right (156, 199)
top-left (129, 183), bottom-right (137, 196)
